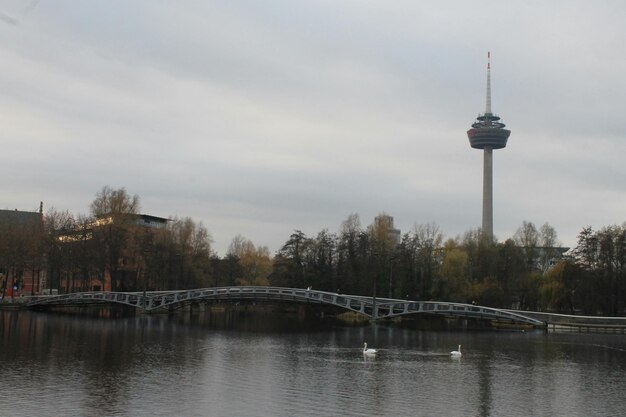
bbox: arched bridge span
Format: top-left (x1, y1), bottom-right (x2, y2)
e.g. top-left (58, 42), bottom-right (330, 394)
top-left (26, 286), bottom-right (544, 326)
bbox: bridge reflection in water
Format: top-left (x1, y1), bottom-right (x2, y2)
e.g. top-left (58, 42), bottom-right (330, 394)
top-left (25, 286), bottom-right (544, 326)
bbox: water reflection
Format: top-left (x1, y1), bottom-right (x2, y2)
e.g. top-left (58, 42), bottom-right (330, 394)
top-left (2, 310), bottom-right (626, 417)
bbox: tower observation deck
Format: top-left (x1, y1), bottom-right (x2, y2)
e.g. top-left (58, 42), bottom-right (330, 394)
top-left (467, 112), bottom-right (510, 149)
top-left (466, 52), bottom-right (511, 240)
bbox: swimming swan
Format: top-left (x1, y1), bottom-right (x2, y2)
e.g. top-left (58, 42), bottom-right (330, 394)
top-left (450, 344), bottom-right (462, 357)
top-left (363, 342), bottom-right (377, 355)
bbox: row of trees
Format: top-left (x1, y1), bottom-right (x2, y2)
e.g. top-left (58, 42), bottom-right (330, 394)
top-left (43, 186), bottom-right (214, 292)
top-left (270, 217), bottom-right (562, 309)
top-left (269, 217), bottom-right (626, 315)
top-left (2, 186), bottom-right (625, 315)
top-left (547, 226), bottom-right (626, 316)
top-left (1, 187), bottom-right (274, 294)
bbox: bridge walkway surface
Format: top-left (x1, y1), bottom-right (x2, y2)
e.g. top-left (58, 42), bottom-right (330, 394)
top-left (21, 286), bottom-right (549, 327)
top-left (504, 310), bottom-right (626, 333)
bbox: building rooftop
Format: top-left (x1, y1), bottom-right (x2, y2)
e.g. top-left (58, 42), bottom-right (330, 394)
top-left (0, 209), bottom-right (43, 228)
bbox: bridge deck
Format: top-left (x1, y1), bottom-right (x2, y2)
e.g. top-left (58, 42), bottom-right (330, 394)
top-left (25, 286), bottom-right (545, 326)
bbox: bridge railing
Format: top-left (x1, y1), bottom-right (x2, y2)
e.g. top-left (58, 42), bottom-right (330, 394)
top-left (24, 286), bottom-right (546, 326)
top-left (504, 310), bottom-right (626, 327)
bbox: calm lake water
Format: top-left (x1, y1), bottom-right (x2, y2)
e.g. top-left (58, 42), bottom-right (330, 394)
top-left (1, 308), bottom-right (626, 417)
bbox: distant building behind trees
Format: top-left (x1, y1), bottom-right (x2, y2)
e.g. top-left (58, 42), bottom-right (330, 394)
top-left (373, 214), bottom-right (401, 246)
top-left (0, 206), bottom-right (45, 299)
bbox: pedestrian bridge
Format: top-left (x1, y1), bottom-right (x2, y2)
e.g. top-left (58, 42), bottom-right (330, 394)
top-left (25, 286), bottom-right (545, 326)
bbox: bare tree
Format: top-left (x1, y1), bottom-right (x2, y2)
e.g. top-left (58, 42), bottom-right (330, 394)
top-left (89, 186), bottom-right (140, 291)
top-left (514, 221), bottom-right (540, 271)
top-left (538, 222), bottom-right (561, 272)
top-left (90, 186), bottom-right (140, 218)
top-left (168, 217), bottom-right (213, 288)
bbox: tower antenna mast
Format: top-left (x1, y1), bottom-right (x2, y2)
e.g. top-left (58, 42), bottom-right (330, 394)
top-left (486, 51), bottom-right (492, 114)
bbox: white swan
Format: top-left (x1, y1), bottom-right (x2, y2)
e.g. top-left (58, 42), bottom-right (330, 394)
top-left (450, 344), bottom-right (462, 357)
top-left (363, 342), bottom-right (377, 355)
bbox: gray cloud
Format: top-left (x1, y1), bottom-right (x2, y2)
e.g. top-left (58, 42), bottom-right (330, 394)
top-left (1, 1), bottom-right (625, 254)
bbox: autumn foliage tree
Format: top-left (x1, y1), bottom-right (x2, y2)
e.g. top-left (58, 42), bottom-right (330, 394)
top-left (227, 235), bottom-right (272, 286)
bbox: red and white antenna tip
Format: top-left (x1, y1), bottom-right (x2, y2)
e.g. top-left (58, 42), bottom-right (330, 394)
top-left (487, 51), bottom-right (491, 69)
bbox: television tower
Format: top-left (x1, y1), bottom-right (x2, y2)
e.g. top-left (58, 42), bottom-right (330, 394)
top-left (467, 52), bottom-right (511, 240)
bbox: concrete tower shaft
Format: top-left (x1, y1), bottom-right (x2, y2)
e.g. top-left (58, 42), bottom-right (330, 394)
top-left (466, 52), bottom-right (511, 240)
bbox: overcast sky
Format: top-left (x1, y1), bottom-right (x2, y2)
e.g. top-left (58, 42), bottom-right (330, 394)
top-left (2, 1), bottom-right (625, 255)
